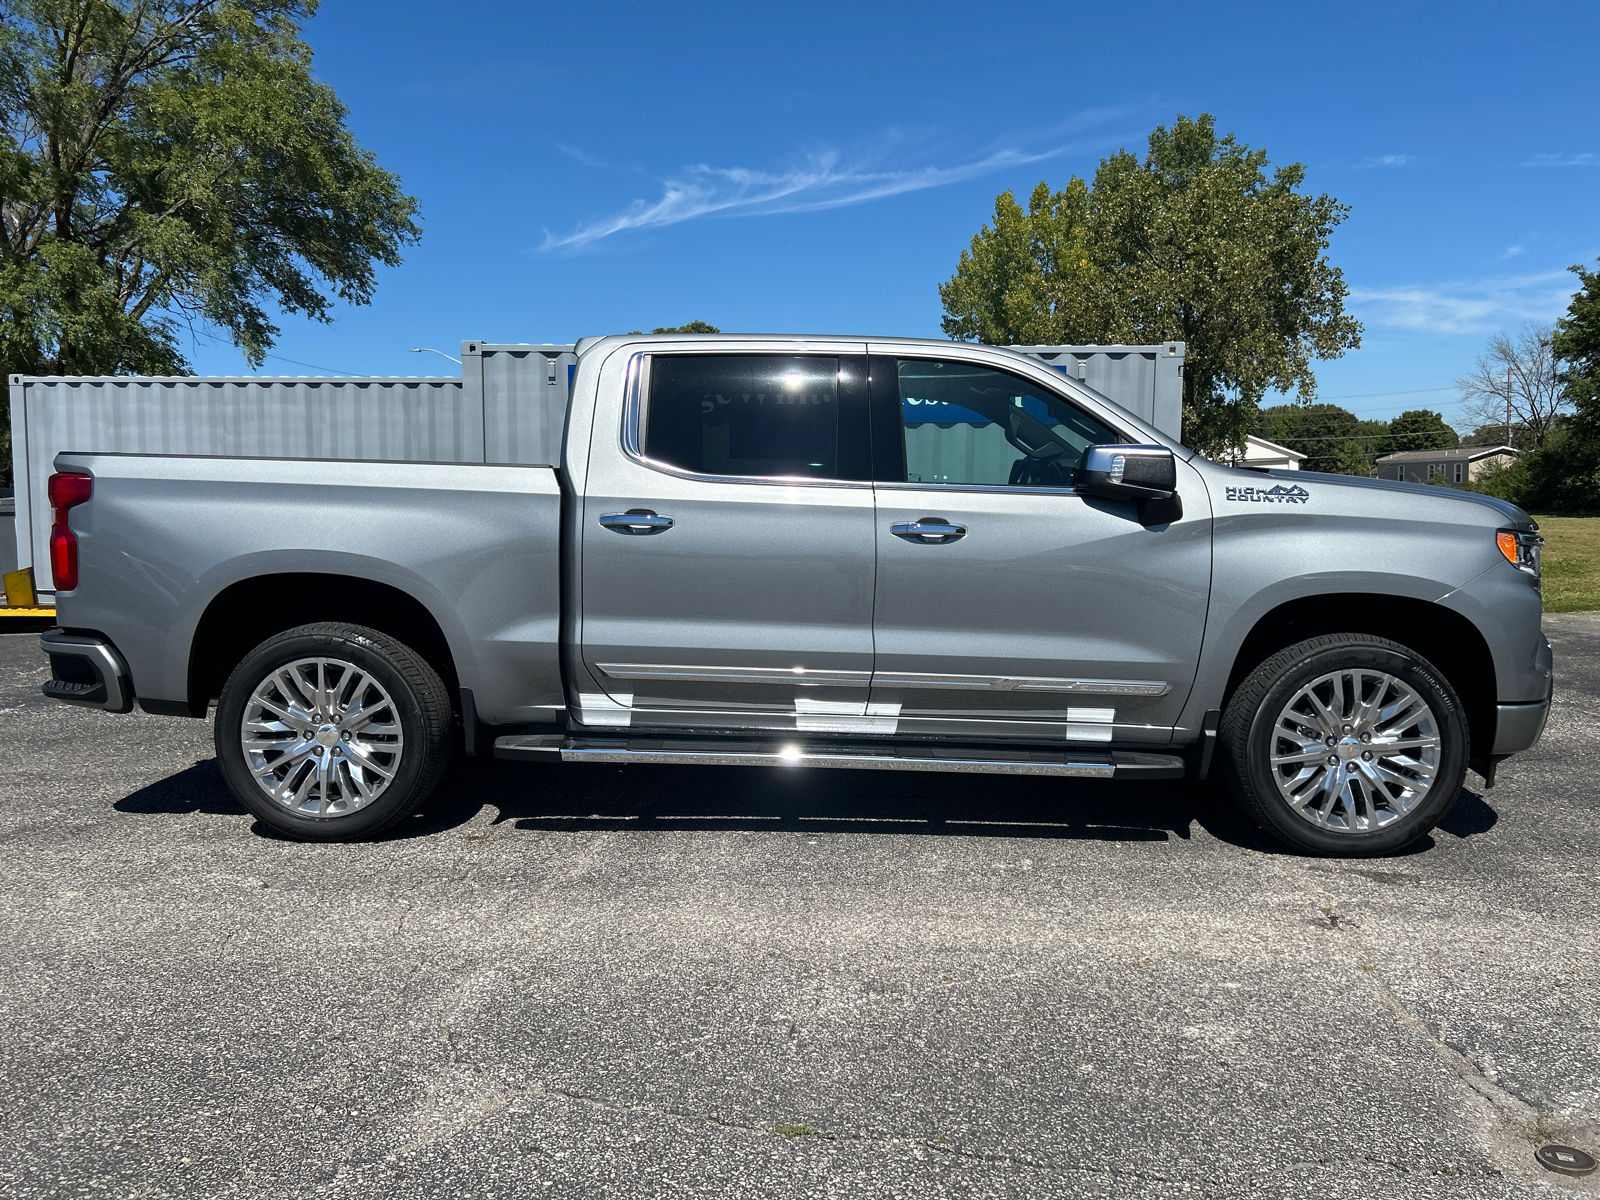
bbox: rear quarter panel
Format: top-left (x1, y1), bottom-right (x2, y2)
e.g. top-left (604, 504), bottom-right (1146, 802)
top-left (54, 454), bottom-right (563, 725)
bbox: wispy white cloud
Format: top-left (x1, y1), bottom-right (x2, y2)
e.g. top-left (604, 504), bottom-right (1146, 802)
top-left (541, 148), bottom-right (1064, 251)
top-left (540, 111), bottom-right (1146, 252)
top-left (554, 143), bottom-right (629, 171)
top-left (1499, 244), bottom-right (1524, 260)
top-left (1522, 152), bottom-right (1598, 167)
top-left (1353, 154), bottom-right (1414, 169)
top-left (1350, 270), bottom-right (1575, 336)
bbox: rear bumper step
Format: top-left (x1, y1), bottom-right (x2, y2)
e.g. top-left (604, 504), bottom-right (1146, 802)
top-left (493, 734), bottom-right (1184, 780)
top-left (39, 631), bottom-right (133, 713)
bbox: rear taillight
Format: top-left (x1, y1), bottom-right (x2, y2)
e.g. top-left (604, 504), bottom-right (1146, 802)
top-left (47, 471), bottom-right (93, 591)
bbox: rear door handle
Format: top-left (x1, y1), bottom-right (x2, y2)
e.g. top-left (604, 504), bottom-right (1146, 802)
top-left (600, 509), bottom-right (674, 534)
top-left (890, 517), bottom-right (966, 544)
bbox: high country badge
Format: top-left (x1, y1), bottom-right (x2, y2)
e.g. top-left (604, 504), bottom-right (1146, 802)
top-left (1224, 483), bottom-right (1310, 505)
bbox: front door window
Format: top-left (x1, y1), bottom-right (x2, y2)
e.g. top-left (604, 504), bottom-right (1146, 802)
top-left (894, 358), bottom-right (1116, 489)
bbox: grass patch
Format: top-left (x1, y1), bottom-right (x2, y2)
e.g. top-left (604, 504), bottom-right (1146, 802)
top-left (1532, 515), bottom-right (1600, 613)
top-left (771, 1124), bottom-right (833, 1139)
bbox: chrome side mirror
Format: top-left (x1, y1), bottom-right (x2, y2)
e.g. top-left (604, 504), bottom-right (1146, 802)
top-left (1075, 445), bottom-right (1182, 524)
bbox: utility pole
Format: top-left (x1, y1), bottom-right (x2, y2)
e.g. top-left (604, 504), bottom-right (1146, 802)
top-left (1505, 364), bottom-right (1513, 448)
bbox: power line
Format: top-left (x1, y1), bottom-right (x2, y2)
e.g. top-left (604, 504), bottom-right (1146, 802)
top-left (1265, 432), bottom-right (1481, 443)
top-left (258, 352), bottom-right (360, 376)
top-left (1309, 386), bottom-right (1456, 402)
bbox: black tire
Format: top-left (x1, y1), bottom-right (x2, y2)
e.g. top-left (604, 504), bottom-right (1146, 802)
top-left (215, 623), bottom-right (453, 842)
top-left (1219, 634), bottom-right (1468, 857)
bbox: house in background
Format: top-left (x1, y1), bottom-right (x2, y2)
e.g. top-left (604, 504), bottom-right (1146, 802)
top-left (1225, 435), bottom-right (1307, 471)
top-left (1374, 445), bottom-right (1519, 485)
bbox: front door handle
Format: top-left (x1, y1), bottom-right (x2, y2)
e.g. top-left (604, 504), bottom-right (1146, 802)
top-left (890, 517), bottom-right (966, 544)
top-left (600, 509), bottom-right (674, 534)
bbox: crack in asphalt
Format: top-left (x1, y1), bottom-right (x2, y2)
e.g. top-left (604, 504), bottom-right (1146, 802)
top-left (1283, 862), bottom-right (1600, 1191)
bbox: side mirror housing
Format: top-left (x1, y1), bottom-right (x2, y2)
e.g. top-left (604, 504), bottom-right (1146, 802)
top-left (1076, 445), bottom-right (1183, 525)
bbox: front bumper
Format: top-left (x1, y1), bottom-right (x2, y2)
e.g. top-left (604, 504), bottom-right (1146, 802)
top-left (40, 631), bottom-right (134, 713)
top-left (1492, 683), bottom-right (1552, 756)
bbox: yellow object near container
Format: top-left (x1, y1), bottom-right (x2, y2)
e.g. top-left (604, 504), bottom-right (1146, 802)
top-left (2, 566), bottom-right (53, 617)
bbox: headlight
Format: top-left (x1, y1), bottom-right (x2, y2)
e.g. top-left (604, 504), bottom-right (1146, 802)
top-left (1496, 529), bottom-right (1542, 578)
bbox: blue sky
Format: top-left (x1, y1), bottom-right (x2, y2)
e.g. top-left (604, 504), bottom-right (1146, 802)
top-left (188, 0), bottom-right (1599, 430)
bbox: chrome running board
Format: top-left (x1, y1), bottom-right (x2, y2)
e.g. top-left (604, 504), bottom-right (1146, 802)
top-left (492, 734), bottom-right (1185, 780)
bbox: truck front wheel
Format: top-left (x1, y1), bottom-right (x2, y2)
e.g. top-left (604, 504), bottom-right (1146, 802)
top-left (1219, 634), bottom-right (1468, 857)
top-left (214, 623), bottom-right (453, 841)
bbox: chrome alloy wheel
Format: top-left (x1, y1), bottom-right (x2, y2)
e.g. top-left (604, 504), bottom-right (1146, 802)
top-left (1269, 669), bottom-right (1442, 834)
top-left (240, 657), bottom-right (404, 817)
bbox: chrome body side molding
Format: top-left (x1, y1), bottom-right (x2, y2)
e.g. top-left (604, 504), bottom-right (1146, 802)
top-left (595, 663), bottom-right (1169, 696)
top-left (872, 672), bottom-right (1170, 696)
top-left (596, 663), bottom-right (872, 687)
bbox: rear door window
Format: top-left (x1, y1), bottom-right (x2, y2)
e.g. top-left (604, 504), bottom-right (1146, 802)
top-left (642, 355), bottom-right (870, 481)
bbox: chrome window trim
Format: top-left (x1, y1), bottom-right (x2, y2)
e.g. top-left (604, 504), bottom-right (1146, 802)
top-left (619, 351), bottom-right (872, 491)
top-left (874, 480), bottom-right (1086, 499)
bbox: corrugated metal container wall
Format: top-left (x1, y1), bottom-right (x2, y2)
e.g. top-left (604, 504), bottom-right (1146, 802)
top-left (9, 374), bottom-right (478, 597)
top-left (1011, 343), bottom-right (1185, 437)
top-left (0, 494), bottom-right (15, 578)
top-left (467, 342), bottom-right (577, 467)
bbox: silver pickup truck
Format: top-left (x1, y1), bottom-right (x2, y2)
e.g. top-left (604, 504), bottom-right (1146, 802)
top-left (27, 334), bottom-right (1552, 856)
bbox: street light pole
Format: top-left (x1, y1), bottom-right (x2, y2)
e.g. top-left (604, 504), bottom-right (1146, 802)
top-left (409, 347), bottom-right (462, 367)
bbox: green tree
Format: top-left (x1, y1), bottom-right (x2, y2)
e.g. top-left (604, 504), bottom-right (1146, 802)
top-left (1332, 439), bottom-right (1371, 477)
top-left (1552, 258), bottom-right (1600, 435)
top-left (651, 321), bottom-right (720, 334)
top-left (939, 113), bottom-right (1362, 455)
top-left (0, 0), bottom-right (420, 483)
top-left (1468, 431), bottom-right (1600, 512)
top-left (1468, 264), bottom-right (1600, 512)
top-left (625, 321), bottom-right (722, 335)
top-left (1380, 410), bottom-right (1459, 456)
top-left (1463, 421), bottom-right (1540, 450)
top-left (1257, 402), bottom-right (1363, 472)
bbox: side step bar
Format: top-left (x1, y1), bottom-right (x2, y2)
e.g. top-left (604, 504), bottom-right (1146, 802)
top-left (493, 734), bottom-right (1185, 780)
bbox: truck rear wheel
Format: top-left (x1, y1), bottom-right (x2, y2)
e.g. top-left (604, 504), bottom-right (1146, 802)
top-left (214, 623), bottom-right (453, 841)
top-left (1219, 634), bottom-right (1467, 857)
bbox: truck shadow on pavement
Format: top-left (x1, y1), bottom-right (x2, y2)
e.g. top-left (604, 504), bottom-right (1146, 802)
top-left (114, 755), bottom-right (1500, 855)
top-left (417, 757), bottom-right (1502, 855)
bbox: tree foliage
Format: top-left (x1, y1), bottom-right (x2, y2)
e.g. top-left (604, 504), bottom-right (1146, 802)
top-left (0, 0), bottom-right (420, 480)
top-left (1381, 409), bottom-right (1458, 455)
top-left (1552, 258), bottom-right (1600, 436)
top-left (1256, 403), bottom-right (1363, 473)
top-left (1468, 266), bottom-right (1600, 512)
top-left (650, 321), bottom-right (720, 334)
top-left (939, 114), bottom-right (1362, 455)
top-left (1463, 421), bottom-right (1540, 450)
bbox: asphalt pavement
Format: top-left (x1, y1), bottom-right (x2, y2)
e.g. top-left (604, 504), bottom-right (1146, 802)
top-left (0, 617), bottom-right (1597, 1200)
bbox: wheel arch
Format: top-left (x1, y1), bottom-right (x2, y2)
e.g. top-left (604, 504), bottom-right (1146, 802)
top-left (1222, 593), bottom-right (1497, 764)
top-left (185, 573), bottom-right (461, 717)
